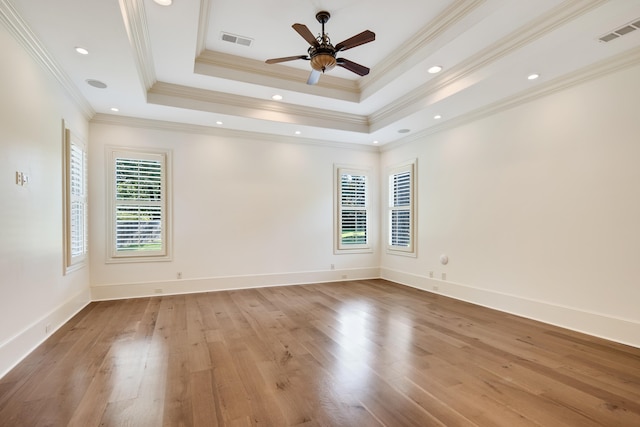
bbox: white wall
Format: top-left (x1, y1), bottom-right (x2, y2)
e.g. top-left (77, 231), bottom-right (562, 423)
top-left (88, 122), bottom-right (380, 299)
top-left (0, 24), bottom-right (91, 377)
top-left (381, 62), bottom-right (640, 347)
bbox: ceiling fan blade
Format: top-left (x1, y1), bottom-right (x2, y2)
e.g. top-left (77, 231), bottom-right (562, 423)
top-left (336, 58), bottom-right (370, 76)
top-left (292, 23), bottom-right (319, 47)
top-left (335, 30), bottom-right (375, 52)
top-left (265, 55), bottom-right (309, 64)
top-left (307, 69), bottom-right (321, 85)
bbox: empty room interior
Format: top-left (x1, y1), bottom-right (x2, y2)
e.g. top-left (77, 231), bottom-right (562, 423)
top-left (1, 0), bottom-right (640, 425)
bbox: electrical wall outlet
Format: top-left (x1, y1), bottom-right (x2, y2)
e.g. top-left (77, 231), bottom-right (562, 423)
top-left (441, 272), bottom-right (447, 281)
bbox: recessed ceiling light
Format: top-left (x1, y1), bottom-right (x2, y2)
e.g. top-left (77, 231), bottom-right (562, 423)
top-left (271, 94), bottom-right (283, 101)
top-left (86, 79), bottom-right (107, 89)
top-left (528, 73), bottom-right (540, 80)
top-left (428, 65), bottom-right (443, 74)
top-left (398, 128), bottom-right (410, 134)
top-left (295, 131), bottom-right (301, 135)
top-left (434, 114), bottom-right (442, 120)
top-left (110, 107), bottom-right (119, 112)
top-left (216, 121), bottom-right (223, 125)
top-left (75, 47), bottom-right (89, 55)
top-left (373, 140), bottom-right (379, 144)
top-left (153, 0), bottom-right (172, 5)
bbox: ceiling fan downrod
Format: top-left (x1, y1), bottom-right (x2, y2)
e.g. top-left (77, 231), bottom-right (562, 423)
top-left (316, 10), bottom-right (331, 40)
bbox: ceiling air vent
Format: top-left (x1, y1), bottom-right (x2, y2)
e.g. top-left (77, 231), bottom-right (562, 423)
top-left (599, 18), bottom-right (640, 42)
top-left (221, 32), bottom-right (253, 47)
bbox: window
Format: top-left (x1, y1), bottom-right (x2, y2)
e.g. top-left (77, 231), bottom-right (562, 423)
top-left (388, 160), bottom-right (416, 255)
top-left (63, 125), bottom-right (88, 272)
top-left (335, 166), bottom-right (371, 253)
top-left (108, 148), bottom-right (171, 261)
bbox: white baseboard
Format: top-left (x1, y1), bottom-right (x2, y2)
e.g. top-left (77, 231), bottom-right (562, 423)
top-left (380, 268), bottom-right (640, 349)
top-left (0, 288), bottom-right (92, 379)
top-left (90, 267), bottom-right (381, 301)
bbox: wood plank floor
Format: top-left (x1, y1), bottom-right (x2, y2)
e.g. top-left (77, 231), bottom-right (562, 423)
top-left (1, 279), bottom-right (639, 426)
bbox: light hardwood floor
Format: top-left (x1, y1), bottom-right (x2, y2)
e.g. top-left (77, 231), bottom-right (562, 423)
top-left (1, 279), bottom-right (639, 426)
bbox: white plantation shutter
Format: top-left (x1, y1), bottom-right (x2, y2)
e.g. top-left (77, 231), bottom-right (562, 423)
top-left (64, 126), bottom-right (88, 273)
top-left (110, 150), bottom-right (169, 259)
top-left (388, 161), bottom-right (415, 254)
top-left (339, 171), bottom-right (368, 248)
top-left (70, 144), bottom-right (87, 258)
top-left (335, 167), bottom-right (370, 252)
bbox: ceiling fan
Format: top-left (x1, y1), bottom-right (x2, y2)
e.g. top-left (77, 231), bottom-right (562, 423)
top-left (265, 11), bottom-right (375, 85)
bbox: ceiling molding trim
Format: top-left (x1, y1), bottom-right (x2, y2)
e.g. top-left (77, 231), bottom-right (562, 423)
top-left (195, 0), bottom-right (211, 56)
top-left (91, 113), bottom-right (380, 153)
top-left (0, 0), bottom-right (94, 119)
top-left (361, 0), bottom-right (486, 97)
top-left (118, 0), bottom-right (156, 91)
top-left (381, 45), bottom-right (640, 152)
top-left (147, 82), bottom-right (370, 133)
top-left (370, 0), bottom-right (607, 130)
top-left (195, 50), bottom-right (360, 102)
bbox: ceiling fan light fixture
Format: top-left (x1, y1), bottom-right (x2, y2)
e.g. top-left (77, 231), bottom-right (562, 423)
top-left (310, 53), bottom-right (337, 72)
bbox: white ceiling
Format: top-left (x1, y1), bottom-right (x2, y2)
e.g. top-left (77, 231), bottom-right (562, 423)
top-left (5, 0), bottom-right (640, 146)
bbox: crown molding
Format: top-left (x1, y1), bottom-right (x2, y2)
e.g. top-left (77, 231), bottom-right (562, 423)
top-left (381, 45), bottom-right (640, 152)
top-left (118, 0), bottom-right (156, 90)
top-left (361, 0), bottom-right (486, 99)
top-left (195, 0), bottom-right (211, 56)
top-left (370, 0), bottom-right (607, 130)
top-left (94, 45), bottom-right (640, 154)
top-left (147, 81), bottom-right (370, 132)
top-left (0, 0), bottom-right (94, 119)
top-left (91, 113), bottom-right (380, 153)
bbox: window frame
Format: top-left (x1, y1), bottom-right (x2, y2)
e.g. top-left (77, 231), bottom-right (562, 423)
top-left (334, 165), bottom-right (372, 254)
top-left (387, 159), bottom-right (417, 256)
top-left (106, 147), bottom-right (172, 263)
top-left (63, 123), bottom-right (88, 273)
